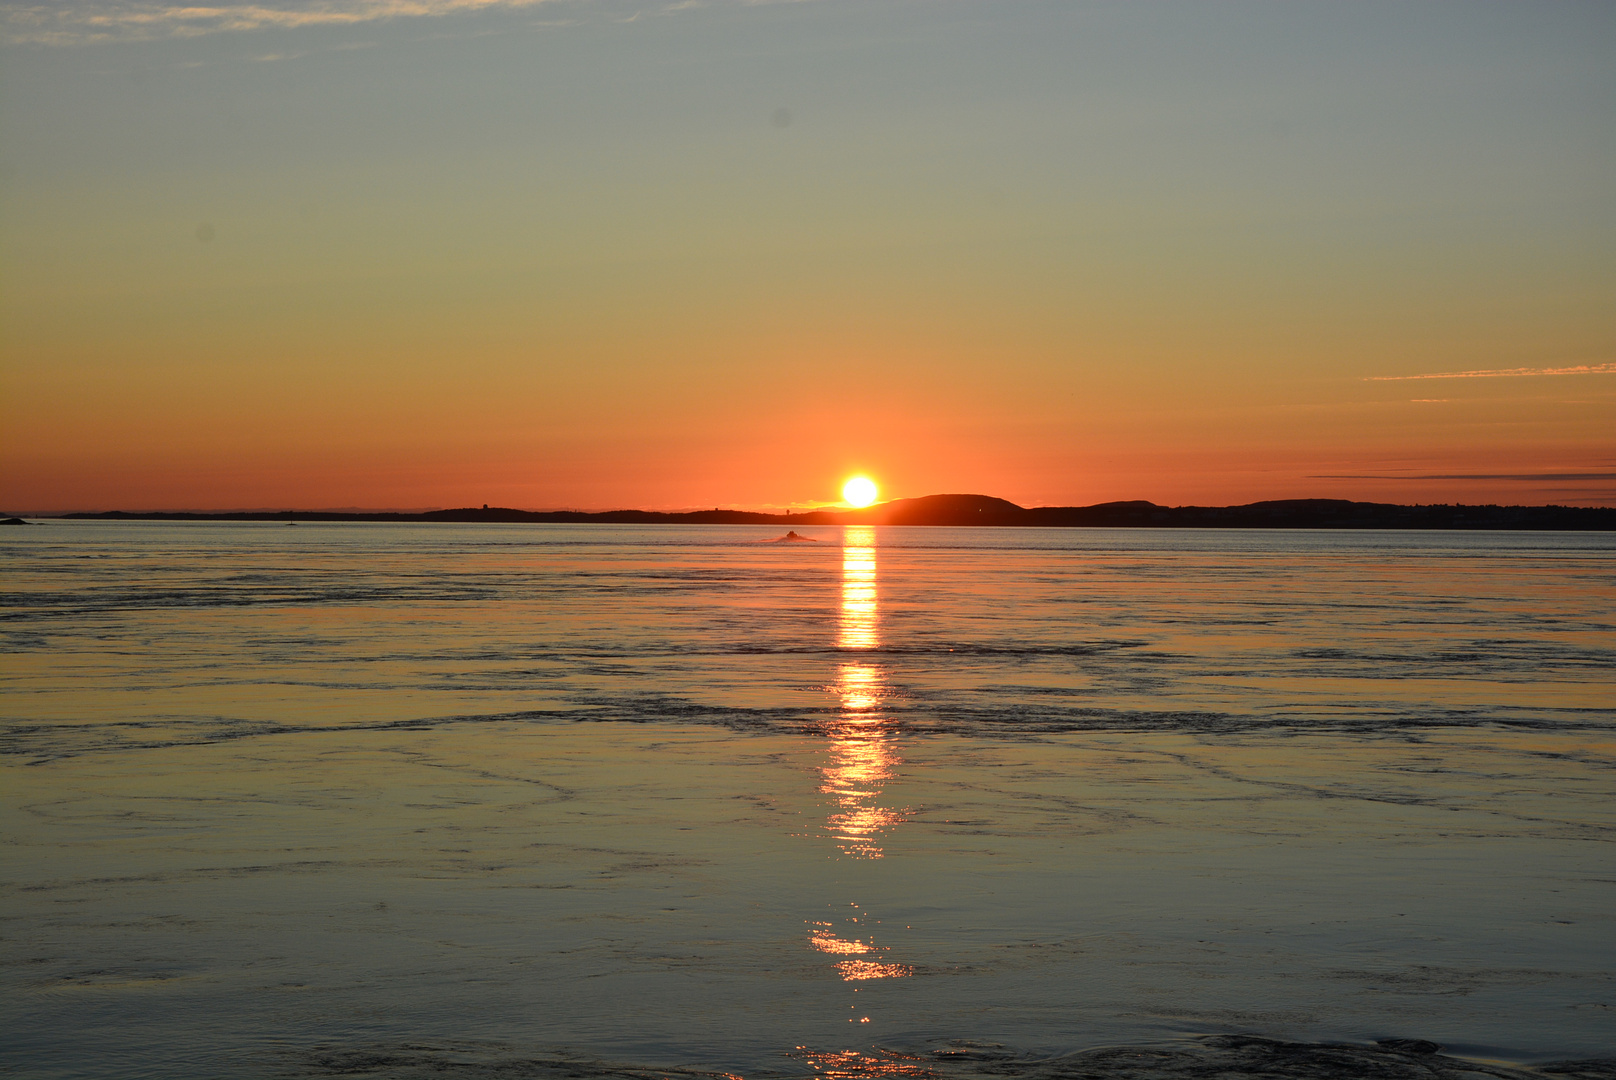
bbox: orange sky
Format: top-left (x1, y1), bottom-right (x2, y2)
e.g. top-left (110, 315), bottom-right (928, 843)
top-left (3, 0), bottom-right (1613, 511)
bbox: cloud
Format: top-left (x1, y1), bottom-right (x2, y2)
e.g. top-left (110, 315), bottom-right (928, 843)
top-left (3, 0), bottom-right (572, 44)
top-left (1310, 473), bottom-right (1616, 482)
top-left (1365, 363), bottom-right (1616, 381)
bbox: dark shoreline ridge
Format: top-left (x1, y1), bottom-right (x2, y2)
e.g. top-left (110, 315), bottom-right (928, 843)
top-left (51, 494), bottom-right (1616, 529)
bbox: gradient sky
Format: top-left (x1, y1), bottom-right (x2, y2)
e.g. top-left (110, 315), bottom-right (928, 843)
top-left (2, 0), bottom-right (1613, 511)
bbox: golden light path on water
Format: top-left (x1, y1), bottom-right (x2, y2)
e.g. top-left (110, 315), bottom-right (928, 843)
top-left (826, 526), bottom-right (906, 864)
top-left (836, 531), bottom-right (879, 652)
top-left (806, 524), bottom-right (914, 1047)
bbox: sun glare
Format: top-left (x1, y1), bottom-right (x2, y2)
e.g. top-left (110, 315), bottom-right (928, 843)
top-left (842, 476), bottom-right (879, 508)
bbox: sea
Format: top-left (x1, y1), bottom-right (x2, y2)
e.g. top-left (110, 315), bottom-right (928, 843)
top-left (2, 522), bottom-right (1613, 1079)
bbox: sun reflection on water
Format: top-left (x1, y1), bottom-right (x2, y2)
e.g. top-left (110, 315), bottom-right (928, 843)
top-left (807, 524), bottom-right (914, 1017)
top-left (809, 923), bottom-right (873, 955)
top-left (820, 679), bottom-right (907, 862)
top-left (823, 528), bottom-right (907, 862)
top-left (792, 1048), bottom-right (936, 1079)
top-left (832, 959), bottom-right (914, 981)
top-left (838, 526), bottom-right (879, 651)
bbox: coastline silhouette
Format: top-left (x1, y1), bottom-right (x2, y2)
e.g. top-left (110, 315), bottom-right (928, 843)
top-left (51, 494), bottom-right (1616, 530)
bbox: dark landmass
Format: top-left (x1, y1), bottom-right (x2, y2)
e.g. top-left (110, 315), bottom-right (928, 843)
top-left (295, 1034), bottom-right (1616, 1080)
top-left (1, 517), bottom-right (33, 525)
top-left (55, 493), bottom-right (1616, 529)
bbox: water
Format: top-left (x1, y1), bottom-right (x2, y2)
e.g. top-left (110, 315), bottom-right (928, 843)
top-left (2, 522), bottom-right (1613, 1078)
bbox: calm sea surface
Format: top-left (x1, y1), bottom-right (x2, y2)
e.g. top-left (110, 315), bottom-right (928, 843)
top-left (2, 523), bottom-right (1613, 1078)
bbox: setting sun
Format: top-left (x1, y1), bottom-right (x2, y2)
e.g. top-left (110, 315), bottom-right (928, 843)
top-left (842, 477), bottom-right (879, 508)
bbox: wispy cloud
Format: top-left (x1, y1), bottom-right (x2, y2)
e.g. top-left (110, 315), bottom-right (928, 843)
top-left (1366, 363), bottom-right (1616, 382)
top-left (3, 0), bottom-right (573, 45)
top-left (1310, 473), bottom-right (1616, 482)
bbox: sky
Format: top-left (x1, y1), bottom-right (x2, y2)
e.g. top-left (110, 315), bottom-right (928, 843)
top-left (1, 0), bottom-right (1613, 512)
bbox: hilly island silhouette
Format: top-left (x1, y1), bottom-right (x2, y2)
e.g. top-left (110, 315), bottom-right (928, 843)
top-left (52, 494), bottom-right (1616, 530)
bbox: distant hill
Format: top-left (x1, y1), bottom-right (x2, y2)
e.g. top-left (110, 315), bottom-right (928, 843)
top-left (54, 496), bottom-right (1615, 530)
top-left (836, 493), bottom-right (1026, 525)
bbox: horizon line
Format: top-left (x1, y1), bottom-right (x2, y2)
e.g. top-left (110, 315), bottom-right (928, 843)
top-left (13, 491), bottom-right (1616, 517)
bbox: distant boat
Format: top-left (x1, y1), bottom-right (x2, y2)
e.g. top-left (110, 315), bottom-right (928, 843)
top-left (766, 530), bottom-right (817, 543)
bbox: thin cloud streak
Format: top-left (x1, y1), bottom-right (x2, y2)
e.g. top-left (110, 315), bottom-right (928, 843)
top-left (1310, 473), bottom-right (1616, 482)
top-left (4, 0), bottom-right (570, 44)
top-left (1366, 363), bottom-right (1616, 382)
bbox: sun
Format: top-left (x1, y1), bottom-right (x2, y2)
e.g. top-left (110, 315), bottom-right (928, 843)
top-left (842, 476), bottom-right (879, 508)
